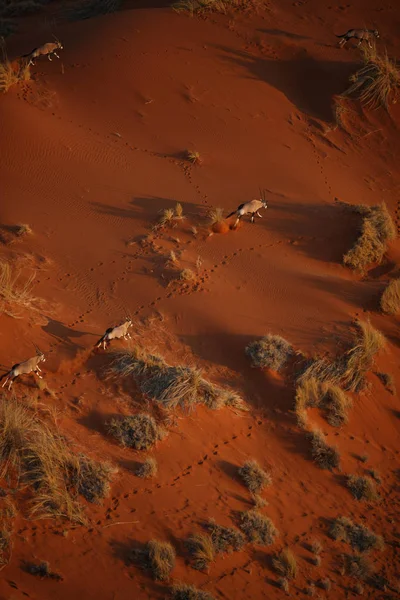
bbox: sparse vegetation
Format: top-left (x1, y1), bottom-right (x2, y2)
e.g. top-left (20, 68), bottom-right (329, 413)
top-left (0, 59), bottom-right (30, 93)
top-left (107, 347), bottom-right (246, 412)
top-left (144, 539), bottom-right (175, 581)
top-left (366, 468), bottom-right (382, 484)
top-left (66, 0), bottom-right (122, 20)
top-left (322, 383), bottom-right (352, 427)
top-left (330, 516), bottom-right (384, 552)
top-left (0, 398), bottom-right (112, 521)
top-left (174, 202), bottom-right (184, 219)
top-left (24, 561), bottom-right (62, 581)
top-left (343, 203), bottom-right (396, 272)
top-left (207, 519), bottom-right (245, 553)
top-left (238, 459), bottom-right (271, 494)
top-left (186, 150), bottom-right (202, 164)
top-left (239, 510), bottom-right (278, 546)
top-left (380, 278), bottom-right (400, 315)
top-left (179, 268), bottom-right (195, 281)
top-left (342, 44), bottom-right (400, 110)
top-left (136, 457), bottom-right (158, 479)
top-left (207, 207), bottom-right (224, 228)
top-left (0, 260), bottom-right (41, 318)
top-left (347, 475), bottom-right (379, 501)
top-left (376, 372), bottom-right (396, 395)
top-left (245, 334), bottom-right (293, 371)
top-left (308, 429), bottom-right (340, 470)
top-left (157, 208), bottom-right (176, 228)
top-left (172, 0), bottom-right (240, 16)
top-left (108, 413), bottom-right (166, 450)
top-left (341, 553), bottom-right (373, 580)
top-left (310, 539), bottom-right (323, 555)
top-left (14, 223), bottom-right (32, 237)
top-left (278, 577), bottom-right (290, 592)
top-left (186, 533), bottom-right (215, 571)
top-left (273, 548), bottom-right (297, 580)
top-left (0, 526), bottom-right (12, 567)
top-left (171, 582), bottom-right (215, 600)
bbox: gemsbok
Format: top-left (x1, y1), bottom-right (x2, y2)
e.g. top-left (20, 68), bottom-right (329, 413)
top-left (22, 40), bottom-right (63, 66)
top-left (336, 28), bottom-right (379, 48)
top-left (226, 190), bottom-right (268, 229)
top-left (0, 347), bottom-right (46, 390)
top-left (95, 318), bottom-right (133, 350)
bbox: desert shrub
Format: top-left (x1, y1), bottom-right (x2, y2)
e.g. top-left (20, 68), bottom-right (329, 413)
top-left (330, 516), bottom-right (384, 552)
top-left (295, 377), bottom-right (321, 411)
top-left (0, 260), bottom-right (41, 318)
top-left (186, 533), bottom-right (214, 571)
top-left (322, 383), bottom-right (352, 427)
top-left (24, 561), bottom-right (62, 580)
top-left (310, 539), bottom-right (323, 555)
top-left (174, 202), bottom-right (184, 219)
top-left (171, 582), bottom-right (215, 600)
top-left (273, 548), bottom-right (297, 580)
top-left (238, 459), bottom-right (271, 494)
top-left (376, 372), bottom-right (396, 395)
top-left (0, 398), bottom-right (111, 521)
top-left (67, 455), bottom-right (114, 503)
top-left (380, 278), bottom-right (400, 315)
top-left (278, 577), bottom-right (289, 592)
top-left (308, 429), bottom-right (340, 470)
top-left (179, 268), bottom-right (195, 281)
top-left (347, 475), bottom-right (379, 501)
top-left (342, 44), bottom-right (400, 109)
top-left (343, 203), bottom-right (396, 272)
top-left (107, 348), bottom-right (246, 412)
top-left (341, 553), bottom-right (373, 580)
top-left (207, 207), bottom-right (224, 227)
top-left (207, 519), bottom-right (245, 553)
top-left (239, 510), bottom-right (278, 545)
top-left (107, 413), bottom-right (165, 450)
top-left (144, 540), bottom-right (175, 581)
top-left (136, 457), bottom-right (158, 479)
top-left (186, 150), bottom-right (202, 164)
top-left (245, 334), bottom-right (293, 371)
top-left (0, 60), bottom-right (30, 93)
top-left (65, 0), bottom-right (121, 20)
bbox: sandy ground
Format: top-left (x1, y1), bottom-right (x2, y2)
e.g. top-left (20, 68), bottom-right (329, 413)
top-left (1, 0), bottom-right (400, 598)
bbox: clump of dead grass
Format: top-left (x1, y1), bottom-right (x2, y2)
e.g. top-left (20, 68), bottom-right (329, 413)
top-left (308, 429), bottom-right (340, 471)
top-left (186, 533), bottom-right (215, 571)
top-left (238, 459), bottom-right (271, 494)
top-left (380, 278), bottom-right (400, 315)
top-left (67, 454), bottom-right (115, 504)
top-left (107, 413), bottom-right (166, 450)
top-left (239, 510), bottom-right (278, 546)
top-left (330, 516), bottom-right (384, 552)
top-left (322, 383), bottom-right (352, 427)
top-left (347, 475), bottom-right (379, 502)
top-left (0, 59), bottom-right (30, 93)
top-left (343, 202), bottom-right (396, 272)
top-left (143, 539), bottom-right (176, 581)
top-left (155, 203), bottom-right (186, 230)
top-left (273, 548), bottom-right (298, 580)
top-left (341, 553), bottom-right (373, 580)
top-left (207, 519), bottom-right (245, 553)
top-left (171, 582), bottom-right (215, 600)
top-left (136, 457), bottom-right (158, 479)
top-left (207, 207), bottom-right (225, 227)
top-left (342, 44), bottom-right (400, 110)
top-left (295, 378), bottom-right (351, 428)
top-left (179, 268), bottom-right (195, 281)
top-left (245, 334), bottom-right (293, 372)
top-left (0, 260), bottom-right (41, 318)
top-left (107, 347), bottom-right (246, 412)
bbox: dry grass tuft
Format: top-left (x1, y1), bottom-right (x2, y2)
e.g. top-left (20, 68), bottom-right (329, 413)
top-left (174, 202), bottom-right (184, 219)
top-left (171, 582), bottom-right (215, 600)
top-left (342, 44), bottom-right (400, 109)
top-left (24, 561), bottom-right (62, 580)
top-left (14, 223), bottom-right (32, 237)
top-left (145, 539), bottom-right (175, 581)
top-left (0, 59), bottom-right (30, 93)
top-left (330, 517), bottom-right (384, 552)
top-left (343, 203), bottom-right (396, 272)
top-left (376, 371), bottom-right (396, 395)
top-left (380, 278), bottom-right (400, 315)
top-left (238, 459), bottom-right (271, 494)
top-left (207, 207), bottom-right (224, 227)
top-left (341, 553), bottom-right (373, 580)
top-left (347, 475), bottom-right (379, 502)
top-left (136, 457), bottom-right (158, 479)
top-left (65, 0), bottom-right (121, 19)
top-left (322, 383), bottom-right (352, 427)
top-left (158, 208), bottom-right (176, 228)
top-left (186, 533), bottom-right (215, 571)
top-left (239, 510), bottom-right (278, 546)
top-left (0, 260), bottom-right (41, 318)
top-left (107, 348), bottom-right (246, 412)
top-left (186, 150), bottom-right (202, 164)
top-left (278, 577), bottom-right (290, 592)
top-left (207, 519), bottom-right (245, 553)
top-left (273, 548), bottom-right (298, 580)
top-left (245, 334), bottom-right (293, 371)
top-left (0, 398), bottom-right (114, 521)
top-left (308, 429), bottom-right (340, 471)
top-left (310, 539), bottom-right (323, 555)
top-left (108, 413), bottom-right (166, 450)
top-left (179, 268), bottom-right (195, 281)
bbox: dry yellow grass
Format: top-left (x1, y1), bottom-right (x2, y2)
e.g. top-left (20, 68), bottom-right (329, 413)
top-left (308, 428), bottom-right (340, 471)
top-left (245, 334), bottom-right (293, 371)
top-left (322, 383), bottom-right (352, 427)
top-left (0, 60), bottom-right (30, 93)
top-left (343, 203), bottom-right (396, 272)
top-left (343, 44), bottom-right (400, 109)
top-left (145, 539), bottom-right (176, 580)
top-left (238, 459), bottom-right (271, 494)
top-left (207, 207), bottom-right (224, 227)
top-left (186, 533), bottom-right (215, 571)
top-left (136, 457), bottom-right (158, 478)
top-left (380, 278), bottom-right (400, 315)
top-left (273, 548), bottom-right (298, 580)
top-left (0, 260), bottom-right (41, 318)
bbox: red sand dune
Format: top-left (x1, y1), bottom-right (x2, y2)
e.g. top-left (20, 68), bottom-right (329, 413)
top-left (1, 0), bottom-right (400, 598)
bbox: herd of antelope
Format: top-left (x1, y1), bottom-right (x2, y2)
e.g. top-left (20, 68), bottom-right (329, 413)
top-left (3, 23), bottom-right (381, 391)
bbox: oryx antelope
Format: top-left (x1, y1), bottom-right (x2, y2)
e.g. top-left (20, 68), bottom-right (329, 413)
top-left (0, 347), bottom-right (46, 391)
top-left (226, 190), bottom-right (268, 229)
top-left (336, 29), bottom-right (379, 48)
top-left (95, 318), bottom-right (132, 350)
top-left (22, 40), bottom-right (63, 66)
